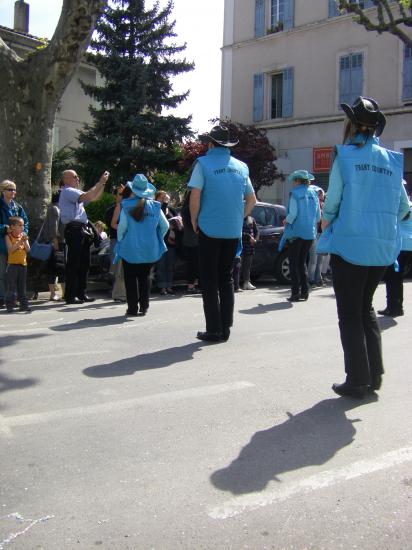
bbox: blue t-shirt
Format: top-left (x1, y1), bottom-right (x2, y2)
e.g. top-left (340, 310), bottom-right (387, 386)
top-left (59, 187), bottom-right (88, 224)
top-left (188, 149), bottom-right (254, 239)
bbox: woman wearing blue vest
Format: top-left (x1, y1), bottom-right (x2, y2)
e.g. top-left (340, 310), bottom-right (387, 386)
top-left (283, 170), bottom-right (321, 302)
top-left (377, 198), bottom-right (412, 318)
top-left (116, 174), bottom-right (169, 317)
top-left (319, 97), bottom-right (410, 398)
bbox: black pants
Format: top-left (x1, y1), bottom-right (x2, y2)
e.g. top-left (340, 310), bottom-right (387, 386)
top-left (198, 231), bottom-right (238, 333)
top-left (382, 251), bottom-right (412, 312)
top-left (288, 238), bottom-right (313, 297)
top-left (184, 246), bottom-right (199, 285)
top-left (232, 257), bottom-right (241, 291)
top-left (123, 260), bottom-right (153, 314)
top-left (240, 254), bottom-right (253, 283)
top-left (64, 226), bottom-right (91, 301)
top-left (5, 264), bottom-right (28, 308)
top-left (331, 254), bottom-right (386, 386)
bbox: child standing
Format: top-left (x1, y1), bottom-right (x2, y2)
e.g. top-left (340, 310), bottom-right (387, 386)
top-left (241, 215), bottom-right (259, 290)
top-left (5, 216), bottom-right (31, 313)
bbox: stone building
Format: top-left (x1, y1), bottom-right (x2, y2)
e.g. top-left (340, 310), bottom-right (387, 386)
top-left (221, 0), bottom-right (412, 203)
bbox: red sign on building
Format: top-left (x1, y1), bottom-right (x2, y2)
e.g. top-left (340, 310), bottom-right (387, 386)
top-left (313, 147), bottom-right (334, 172)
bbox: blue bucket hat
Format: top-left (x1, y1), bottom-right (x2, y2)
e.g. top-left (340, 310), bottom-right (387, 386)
top-left (288, 170), bottom-right (315, 183)
top-left (127, 174), bottom-right (156, 198)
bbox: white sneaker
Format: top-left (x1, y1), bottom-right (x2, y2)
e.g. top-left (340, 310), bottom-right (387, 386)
top-left (243, 281), bottom-right (256, 290)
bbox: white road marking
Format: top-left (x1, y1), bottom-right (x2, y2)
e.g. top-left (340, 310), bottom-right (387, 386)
top-left (6, 350), bottom-right (112, 363)
top-left (1, 381), bottom-right (254, 430)
top-left (208, 445), bottom-right (412, 519)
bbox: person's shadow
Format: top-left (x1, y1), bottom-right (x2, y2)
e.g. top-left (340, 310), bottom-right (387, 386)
top-left (49, 315), bottom-right (134, 331)
top-left (210, 396), bottom-right (377, 495)
top-left (83, 341), bottom-right (204, 378)
top-left (239, 302), bottom-right (292, 315)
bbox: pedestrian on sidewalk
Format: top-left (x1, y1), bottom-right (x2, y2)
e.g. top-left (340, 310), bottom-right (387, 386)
top-left (378, 197), bottom-right (412, 318)
top-left (318, 96), bottom-right (410, 398)
top-left (5, 216), bottom-right (31, 312)
top-left (241, 214), bottom-right (259, 290)
top-left (189, 124), bottom-right (257, 342)
top-left (282, 170), bottom-right (320, 302)
top-left (59, 169), bottom-right (110, 304)
top-left (115, 174), bottom-right (169, 317)
top-left (0, 180), bottom-right (29, 309)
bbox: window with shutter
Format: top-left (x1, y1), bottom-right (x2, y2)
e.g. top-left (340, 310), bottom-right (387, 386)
top-left (270, 0), bottom-right (294, 32)
top-left (339, 52), bottom-right (363, 106)
top-left (253, 74), bottom-right (264, 122)
top-left (270, 67), bottom-right (294, 119)
top-left (328, 0), bottom-right (340, 18)
top-left (255, 0), bottom-right (265, 38)
top-left (403, 46), bottom-right (412, 101)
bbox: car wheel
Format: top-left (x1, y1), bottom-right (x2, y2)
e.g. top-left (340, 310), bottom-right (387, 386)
top-left (275, 250), bottom-right (290, 284)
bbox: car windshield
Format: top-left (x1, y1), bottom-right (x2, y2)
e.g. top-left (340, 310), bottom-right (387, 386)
top-left (251, 205), bottom-right (267, 226)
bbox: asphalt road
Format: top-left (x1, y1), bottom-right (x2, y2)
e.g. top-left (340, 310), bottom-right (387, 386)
top-left (0, 280), bottom-right (411, 549)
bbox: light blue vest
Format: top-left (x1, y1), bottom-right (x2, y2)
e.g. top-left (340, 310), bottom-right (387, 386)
top-left (197, 147), bottom-right (250, 239)
top-left (400, 206), bottom-right (412, 252)
top-left (284, 185), bottom-right (319, 240)
top-left (324, 137), bottom-right (403, 266)
top-left (117, 198), bottom-right (167, 264)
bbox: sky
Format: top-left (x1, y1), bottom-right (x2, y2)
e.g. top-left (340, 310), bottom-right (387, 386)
top-left (0, 0), bottom-right (224, 134)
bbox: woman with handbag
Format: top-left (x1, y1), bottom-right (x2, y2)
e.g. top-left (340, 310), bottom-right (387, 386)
top-left (319, 96), bottom-right (410, 398)
top-left (116, 174), bottom-right (169, 316)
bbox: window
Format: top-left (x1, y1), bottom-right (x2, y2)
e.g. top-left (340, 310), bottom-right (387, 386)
top-left (255, 0), bottom-right (265, 38)
top-left (329, 1), bottom-right (374, 19)
top-left (253, 67), bottom-right (293, 121)
top-left (339, 52), bottom-right (363, 105)
top-left (270, 0), bottom-right (294, 32)
top-left (403, 46), bottom-right (412, 101)
top-left (271, 74), bottom-right (283, 118)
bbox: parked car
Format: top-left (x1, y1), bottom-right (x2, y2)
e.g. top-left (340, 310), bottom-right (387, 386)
top-left (250, 202), bottom-right (290, 284)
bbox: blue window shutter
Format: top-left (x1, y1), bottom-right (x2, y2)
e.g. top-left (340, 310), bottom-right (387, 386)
top-left (339, 55), bottom-right (351, 105)
top-left (255, 0), bottom-right (265, 38)
top-left (283, 0), bottom-right (294, 30)
top-left (328, 0), bottom-right (340, 17)
top-left (253, 73), bottom-right (264, 122)
top-left (403, 46), bottom-right (412, 100)
top-left (350, 53), bottom-right (363, 103)
top-left (363, 1), bottom-right (374, 8)
top-left (282, 67), bottom-right (294, 117)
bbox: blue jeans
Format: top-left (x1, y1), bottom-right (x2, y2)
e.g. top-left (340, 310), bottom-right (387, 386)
top-left (156, 248), bottom-right (175, 289)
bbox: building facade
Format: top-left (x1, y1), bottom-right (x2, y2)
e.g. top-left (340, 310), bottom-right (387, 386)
top-left (221, 0), bottom-right (412, 203)
top-left (0, 2), bottom-right (100, 158)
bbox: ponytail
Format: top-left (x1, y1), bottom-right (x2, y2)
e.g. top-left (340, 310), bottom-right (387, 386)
top-left (130, 198), bottom-right (146, 222)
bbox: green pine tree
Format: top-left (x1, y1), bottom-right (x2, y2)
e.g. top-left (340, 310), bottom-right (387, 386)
top-left (76, 0), bottom-right (194, 187)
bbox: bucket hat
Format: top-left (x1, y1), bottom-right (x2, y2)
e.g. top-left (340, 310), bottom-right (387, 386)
top-left (341, 96), bottom-right (386, 137)
top-left (127, 174), bottom-right (156, 199)
top-left (199, 124), bottom-right (239, 147)
top-left (287, 170), bottom-right (315, 183)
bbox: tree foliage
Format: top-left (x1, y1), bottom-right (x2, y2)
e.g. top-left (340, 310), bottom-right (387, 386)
top-left (337, 1), bottom-right (412, 47)
top-left (76, 0), bottom-right (194, 188)
top-left (179, 120), bottom-right (280, 198)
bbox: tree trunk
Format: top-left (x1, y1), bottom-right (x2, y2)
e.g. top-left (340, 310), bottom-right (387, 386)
top-left (0, 0), bottom-right (108, 231)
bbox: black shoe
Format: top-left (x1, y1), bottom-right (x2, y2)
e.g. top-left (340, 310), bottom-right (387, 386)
top-left (369, 374), bottom-right (383, 391)
top-left (78, 295), bottom-right (95, 303)
top-left (126, 309), bottom-right (138, 316)
top-left (221, 328), bottom-right (231, 342)
top-left (0, 299), bottom-right (5, 309)
top-left (287, 294), bottom-right (300, 302)
top-left (196, 331), bottom-right (222, 342)
top-left (6, 307), bottom-right (14, 313)
top-left (66, 298), bottom-right (84, 305)
top-left (300, 293), bottom-right (309, 301)
top-left (139, 309), bottom-right (148, 316)
top-left (332, 382), bottom-right (368, 399)
top-left (19, 306), bottom-right (32, 312)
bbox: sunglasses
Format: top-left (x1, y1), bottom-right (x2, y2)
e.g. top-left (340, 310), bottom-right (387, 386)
top-left (4, 188), bottom-right (16, 192)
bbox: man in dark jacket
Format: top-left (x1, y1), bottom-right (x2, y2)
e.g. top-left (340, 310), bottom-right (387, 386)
top-left (0, 180), bottom-right (29, 308)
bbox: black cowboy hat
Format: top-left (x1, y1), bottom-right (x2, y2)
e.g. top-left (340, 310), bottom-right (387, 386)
top-left (199, 124), bottom-right (239, 147)
top-left (341, 96), bottom-right (386, 137)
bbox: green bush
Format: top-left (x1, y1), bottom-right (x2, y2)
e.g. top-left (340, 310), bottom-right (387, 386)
top-left (85, 192), bottom-right (115, 223)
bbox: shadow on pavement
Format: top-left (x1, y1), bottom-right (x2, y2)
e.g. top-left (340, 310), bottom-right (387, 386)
top-left (49, 315), bottom-right (134, 331)
top-left (377, 316), bottom-right (398, 331)
top-left (210, 395), bottom-right (378, 495)
top-left (83, 341), bottom-right (205, 378)
top-left (239, 302), bottom-right (292, 315)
